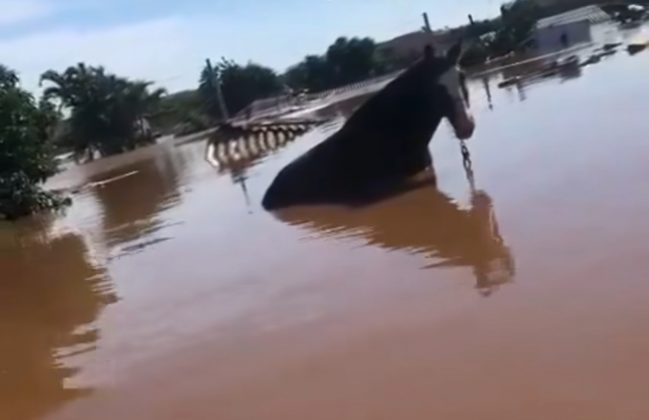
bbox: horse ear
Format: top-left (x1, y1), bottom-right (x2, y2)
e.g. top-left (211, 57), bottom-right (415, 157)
top-left (446, 40), bottom-right (463, 64)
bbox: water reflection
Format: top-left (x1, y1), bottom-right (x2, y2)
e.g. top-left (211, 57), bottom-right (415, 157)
top-left (88, 152), bottom-right (182, 250)
top-left (498, 60), bottom-right (585, 102)
top-left (558, 60), bottom-right (584, 81)
top-left (276, 183), bottom-right (515, 296)
top-left (206, 123), bottom-right (329, 208)
top-left (0, 228), bottom-right (115, 420)
top-left (482, 76), bottom-right (494, 110)
top-left (206, 124), bottom-right (319, 175)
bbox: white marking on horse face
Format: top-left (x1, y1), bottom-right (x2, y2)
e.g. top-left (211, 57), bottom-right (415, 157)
top-left (439, 65), bottom-right (465, 106)
top-left (438, 65), bottom-right (475, 140)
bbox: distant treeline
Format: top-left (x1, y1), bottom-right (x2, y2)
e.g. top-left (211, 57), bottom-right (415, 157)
top-left (153, 36), bottom-right (405, 136)
top-left (160, 0), bottom-right (644, 135)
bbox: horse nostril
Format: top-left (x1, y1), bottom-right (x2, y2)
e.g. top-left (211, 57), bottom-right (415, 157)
top-left (454, 115), bottom-right (475, 140)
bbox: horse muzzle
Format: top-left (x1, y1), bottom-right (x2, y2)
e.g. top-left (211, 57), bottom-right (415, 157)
top-left (451, 104), bottom-right (475, 140)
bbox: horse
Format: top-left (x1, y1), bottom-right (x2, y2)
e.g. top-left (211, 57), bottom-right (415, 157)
top-left (262, 41), bottom-right (475, 210)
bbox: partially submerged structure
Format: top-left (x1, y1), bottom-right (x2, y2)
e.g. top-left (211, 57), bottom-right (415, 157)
top-left (376, 29), bottom-right (462, 67)
top-left (524, 5), bottom-right (610, 53)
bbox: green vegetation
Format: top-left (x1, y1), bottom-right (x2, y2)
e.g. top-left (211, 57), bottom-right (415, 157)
top-left (285, 37), bottom-right (388, 92)
top-left (461, 0), bottom-right (543, 66)
top-left (0, 65), bottom-right (69, 220)
top-left (493, 1), bottom-right (542, 54)
top-left (164, 38), bottom-right (389, 133)
top-left (2, 61), bottom-right (169, 219)
top-left (461, 0), bottom-right (647, 65)
top-left (159, 36), bottom-right (393, 133)
top-left (199, 58), bottom-right (283, 120)
top-left (41, 63), bottom-right (166, 161)
top-left (151, 59), bottom-right (286, 135)
top-left (149, 90), bottom-right (207, 136)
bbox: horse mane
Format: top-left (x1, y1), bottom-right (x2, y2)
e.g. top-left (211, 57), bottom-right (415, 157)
top-left (340, 54), bottom-right (444, 135)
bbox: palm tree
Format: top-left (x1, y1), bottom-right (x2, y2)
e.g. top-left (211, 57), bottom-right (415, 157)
top-left (121, 81), bottom-right (166, 138)
top-left (40, 64), bottom-right (166, 160)
top-left (198, 62), bottom-right (223, 121)
top-left (0, 64), bottom-right (19, 89)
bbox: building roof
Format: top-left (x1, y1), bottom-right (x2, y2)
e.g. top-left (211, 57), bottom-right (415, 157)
top-left (377, 29), bottom-right (461, 58)
top-left (536, 5), bottom-right (610, 28)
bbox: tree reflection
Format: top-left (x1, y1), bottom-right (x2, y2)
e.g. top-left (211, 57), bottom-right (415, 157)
top-left (499, 54), bottom-right (585, 102)
top-left (0, 230), bottom-right (116, 420)
top-left (89, 152), bottom-right (182, 248)
top-left (275, 181), bottom-right (515, 295)
top-left (482, 76), bottom-right (494, 109)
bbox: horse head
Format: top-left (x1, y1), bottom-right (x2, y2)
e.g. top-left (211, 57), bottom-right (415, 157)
top-left (262, 41), bottom-right (477, 210)
top-left (433, 42), bottom-right (475, 140)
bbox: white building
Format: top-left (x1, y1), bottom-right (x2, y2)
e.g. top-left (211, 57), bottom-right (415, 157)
top-left (532, 19), bottom-right (592, 52)
top-left (526, 5), bottom-right (610, 53)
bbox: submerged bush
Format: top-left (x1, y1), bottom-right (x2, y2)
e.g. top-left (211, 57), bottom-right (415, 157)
top-left (0, 65), bottom-right (69, 220)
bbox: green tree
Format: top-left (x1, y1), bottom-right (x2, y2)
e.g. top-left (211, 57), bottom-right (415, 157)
top-left (40, 63), bottom-right (165, 160)
top-left (150, 90), bottom-right (209, 136)
top-left (283, 37), bottom-right (384, 93)
top-left (199, 59), bottom-right (282, 120)
top-left (0, 65), bottom-right (67, 219)
top-left (285, 55), bottom-right (335, 92)
top-left (491, 0), bottom-right (541, 55)
top-left (198, 60), bottom-right (223, 121)
top-left (0, 64), bottom-right (19, 88)
top-left (459, 1), bottom-right (543, 66)
top-left (326, 37), bottom-right (378, 85)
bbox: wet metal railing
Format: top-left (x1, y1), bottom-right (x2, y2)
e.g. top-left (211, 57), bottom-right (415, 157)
top-left (205, 121), bottom-right (322, 171)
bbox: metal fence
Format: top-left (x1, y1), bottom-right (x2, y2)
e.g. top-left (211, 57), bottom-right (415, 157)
top-left (232, 70), bottom-right (403, 123)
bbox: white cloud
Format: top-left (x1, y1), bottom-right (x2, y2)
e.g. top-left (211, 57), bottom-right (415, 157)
top-left (0, 0), bottom-right (54, 26)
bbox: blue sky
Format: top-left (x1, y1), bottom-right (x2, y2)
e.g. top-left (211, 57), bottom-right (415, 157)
top-left (0, 0), bottom-right (501, 93)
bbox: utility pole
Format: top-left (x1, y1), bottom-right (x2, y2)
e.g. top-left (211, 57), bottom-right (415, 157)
top-left (422, 12), bottom-right (432, 33)
top-left (205, 58), bottom-right (229, 121)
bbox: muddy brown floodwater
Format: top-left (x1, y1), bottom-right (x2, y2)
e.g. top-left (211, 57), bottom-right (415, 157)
top-left (3, 28), bottom-right (649, 420)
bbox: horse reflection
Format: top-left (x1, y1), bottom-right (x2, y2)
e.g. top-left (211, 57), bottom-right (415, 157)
top-left (275, 181), bottom-right (515, 296)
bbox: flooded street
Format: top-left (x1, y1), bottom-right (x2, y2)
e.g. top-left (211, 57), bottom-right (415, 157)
top-left (3, 28), bottom-right (649, 420)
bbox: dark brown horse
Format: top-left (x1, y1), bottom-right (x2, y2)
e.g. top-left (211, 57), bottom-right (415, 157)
top-left (263, 42), bottom-right (474, 210)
